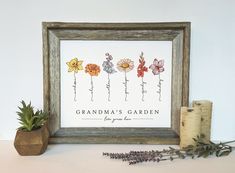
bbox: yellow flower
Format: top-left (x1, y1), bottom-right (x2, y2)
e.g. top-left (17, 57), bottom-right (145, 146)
top-left (66, 58), bottom-right (83, 73)
top-left (117, 58), bottom-right (134, 72)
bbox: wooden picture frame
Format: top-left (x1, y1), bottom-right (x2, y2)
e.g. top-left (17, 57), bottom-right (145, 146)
top-left (43, 22), bottom-right (190, 144)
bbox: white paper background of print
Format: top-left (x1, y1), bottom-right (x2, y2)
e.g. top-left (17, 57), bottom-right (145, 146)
top-left (60, 40), bottom-right (172, 127)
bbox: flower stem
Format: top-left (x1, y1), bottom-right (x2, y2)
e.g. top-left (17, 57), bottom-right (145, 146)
top-left (124, 71), bottom-right (129, 101)
top-left (106, 73), bottom-right (111, 102)
top-left (221, 140), bottom-right (235, 145)
top-left (73, 72), bottom-right (77, 102)
top-left (157, 73), bottom-right (163, 102)
top-left (141, 77), bottom-right (147, 102)
top-left (89, 76), bottom-right (94, 102)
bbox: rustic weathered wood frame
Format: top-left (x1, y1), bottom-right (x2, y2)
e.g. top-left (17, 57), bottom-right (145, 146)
top-left (43, 22), bottom-right (190, 144)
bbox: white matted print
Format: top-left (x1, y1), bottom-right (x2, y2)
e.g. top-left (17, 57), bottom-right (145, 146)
top-left (60, 40), bottom-right (172, 128)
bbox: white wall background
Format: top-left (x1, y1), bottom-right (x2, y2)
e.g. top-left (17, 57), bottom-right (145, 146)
top-left (0, 0), bottom-right (234, 141)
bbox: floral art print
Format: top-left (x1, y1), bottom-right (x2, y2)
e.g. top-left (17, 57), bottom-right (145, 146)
top-left (61, 40), bottom-right (172, 129)
top-left (66, 55), bottom-right (165, 103)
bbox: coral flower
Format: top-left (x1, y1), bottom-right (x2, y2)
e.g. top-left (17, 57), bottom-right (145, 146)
top-left (117, 58), bottom-right (134, 72)
top-left (85, 63), bottom-right (100, 102)
top-left (66, 58), bottom-right (83, 73)
top-left (137, 52), bottom-right (148, 101)
top-left (149, 59), bottom-right (164, 75)
top-left (85, 64), bottom-right (101, 76)
top-left (137, 53), bottom-right (148, 77)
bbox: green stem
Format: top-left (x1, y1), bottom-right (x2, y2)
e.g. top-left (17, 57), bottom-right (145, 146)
top-left (221, 140), bottom-right (235, 145)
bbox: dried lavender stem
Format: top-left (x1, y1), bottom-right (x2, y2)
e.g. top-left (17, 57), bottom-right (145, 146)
top-left (221, 140), bottom-right (235, 145)
top-left (103, 138), bottom-right (235, 165)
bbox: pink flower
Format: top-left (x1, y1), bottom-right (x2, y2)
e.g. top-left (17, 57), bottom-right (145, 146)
top-left (149, 59), bottom-right (164, 75)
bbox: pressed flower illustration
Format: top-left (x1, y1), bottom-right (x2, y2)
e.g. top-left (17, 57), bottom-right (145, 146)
top-left (66, 58), bottom-right (83, 101)
top-left (85, 63), bottom-right (101, 101)
top-left (149, 58), bottom-right (165, 101)
top-left (102, 53), bottom-right (117, 101)
top-left (137, 52), bottom-right (148, 101)
top-left (117, 58), bottom-right (134, 101)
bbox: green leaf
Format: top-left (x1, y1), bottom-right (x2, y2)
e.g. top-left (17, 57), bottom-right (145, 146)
top-left (202, 150), bottom-right (210, 158)
top-left (198, 150), bottom-right (206, 158)
top-left (219, 151), bottom-right (231, 157)
top-left (16, 100), bottom-right (48, 131)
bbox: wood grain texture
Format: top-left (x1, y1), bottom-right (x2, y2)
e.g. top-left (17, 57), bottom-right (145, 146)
top-left (51, 29), bottom-right (180, 40)
top-left (171, 31), bottom-right (184, 135)
top-left (49, 136), bottom-right (179, 144)
top-left (14, 125), bottom-right (49, 155)
top-left (48, 31), bottom-right (60, 135)
top-left (42, 22), bottom-right (190, 144)
top-left (55, 128), bottom-right (176, 137)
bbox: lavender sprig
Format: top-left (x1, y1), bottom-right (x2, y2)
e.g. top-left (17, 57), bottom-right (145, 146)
top-left (103, 136), bottom-right (235, 165)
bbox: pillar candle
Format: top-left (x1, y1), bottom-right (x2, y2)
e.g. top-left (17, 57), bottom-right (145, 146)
top-left (180, 107), bottom-right (201, 149)
top-left (193, 100), bottom-right (213, 143)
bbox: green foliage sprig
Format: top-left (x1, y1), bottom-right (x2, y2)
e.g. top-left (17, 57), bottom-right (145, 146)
top-left (103, 136), bottom-right (235, 165)
top-left (17, 100), bottom-right (48, 131)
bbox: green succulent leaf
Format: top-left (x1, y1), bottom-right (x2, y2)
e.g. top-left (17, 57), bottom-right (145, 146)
top-left (16, 100), bottom-right (48, 131)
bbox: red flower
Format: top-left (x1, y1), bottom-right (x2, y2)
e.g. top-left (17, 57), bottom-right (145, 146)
top-left (137, 52), bottom-right (148, 77)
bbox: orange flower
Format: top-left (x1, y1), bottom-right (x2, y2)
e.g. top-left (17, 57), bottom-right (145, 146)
top-left (85, 64), bottom-right (101, 76)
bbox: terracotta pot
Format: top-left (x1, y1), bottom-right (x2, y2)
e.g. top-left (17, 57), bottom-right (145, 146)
top-left (14, 125), bottom-right (49, 156)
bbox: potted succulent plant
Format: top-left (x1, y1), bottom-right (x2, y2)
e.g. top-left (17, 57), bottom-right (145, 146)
top-left (14, 101), bottom-right (49, 156)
